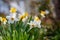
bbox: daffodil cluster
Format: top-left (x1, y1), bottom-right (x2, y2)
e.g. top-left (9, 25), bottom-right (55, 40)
top-left (0, 7), bottom-right (50, 30)
top-left (5, 7), bottom-right (28, 24)
top-left (27, 16), bottom-right (41, 29)
top-left (0, 7), bottom-right (51, 40)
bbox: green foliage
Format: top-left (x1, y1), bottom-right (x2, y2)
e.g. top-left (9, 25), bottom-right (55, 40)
top-left (0, 19), bottom-right (35, 40)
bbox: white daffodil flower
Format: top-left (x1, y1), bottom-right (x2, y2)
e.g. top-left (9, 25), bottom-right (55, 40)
top-left (27, 16), bottom-right (41, 29)
top-left (40, 11), bottom-right (46, 18)
top-left (34, 16), bottom-right (41, 28)
top-left (0, 17), bottom-right (7, 24)
top-left (9, 7), bottom-right (17, 18)
top-left (22, 17), bottom-right (28, 22)
top-left (40, 10), bottom-right (49, 18)
top-left (27, 20), bottom-right (41, 29)
top-left (6, 7), bottom-right (18, 24)
top-left (27, 21), bottom-right (36, 29)
top-left (10, 13), bottom-right (17, 18)
top-left (6, 16), bottom-right (18, 24)
top-left (18, 12), bottom-right (28, 22)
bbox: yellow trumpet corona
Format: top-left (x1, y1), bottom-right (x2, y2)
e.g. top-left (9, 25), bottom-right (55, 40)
top-left (11, 17), bottom-right (14, 21)
top-left (23, 12), bottom-right (28, 17)
top-left (10, 7), bottom-right (17, 13)
top-left (40, 11), bottom-right (46, 15)
top-left (34, 16), bottom-right (40, 21)
top-left (1, 17), bottom-right (7, 24)
top-left (19, 15), bottom-right (25, 20)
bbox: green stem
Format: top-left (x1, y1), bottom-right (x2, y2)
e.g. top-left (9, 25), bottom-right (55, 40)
top-left (10, 24), bottom-right (13, 40)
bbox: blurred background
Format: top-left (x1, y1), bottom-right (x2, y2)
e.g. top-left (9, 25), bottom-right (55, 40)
top-left (0, 0), bottom-right (60, 20)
